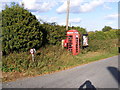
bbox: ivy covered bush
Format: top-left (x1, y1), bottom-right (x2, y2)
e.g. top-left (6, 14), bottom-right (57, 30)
top-left (2, 4), bottom-right (43, 55)
top-left (40, 23), bottom-right (66, 45)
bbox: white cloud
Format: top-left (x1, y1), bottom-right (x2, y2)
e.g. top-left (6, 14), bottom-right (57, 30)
top-left (21, 0), bottom-right (57, 13)
top-left (105, 14), bottom-right (119, 20)
top-left (56, 1), bottom-right (67, 13)
top-left (36, 15), bottom-right (48, 21)
top-left (59, 22), bottom-right (66, 26)
top-left (69, 18), bottom-right (82, 23)
top-left (106, 21), bottom-right (118, 29)
top-left (106, 0), bottom-right (119, 2)
top-left (49, 17), bottom-right (58, 22)
top-left (58, 17), bottom-right (82, 26)
top-left (103, 4), bottom-right (112, 10)
top-left (107, 21), bottom-right (114, 24)
top-left (80, 0), bottom-right (104, 12)
top-left (56, 0), bottom-right (105, 13)
top-left (0, 0), bottom-right (20, 2)
top-left (36, 15), bottom-right (58, 23)
top-left (56, 0), bottom-right (84, 13)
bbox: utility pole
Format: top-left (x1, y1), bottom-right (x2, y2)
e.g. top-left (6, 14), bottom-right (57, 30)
top-left (66, 0), bottom-right (70, 31)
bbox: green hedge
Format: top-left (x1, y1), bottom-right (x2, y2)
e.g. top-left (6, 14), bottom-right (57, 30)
top-left (40, 23), bottom-right (66, 45)
top-left (88, 29), bottom-right (118, 52)
top-left (40, 23), bottom-right (87, 45)
top-left (88, 29), bottom-right (118, 41)
top-left (2, 4), bottom-right (43, 55)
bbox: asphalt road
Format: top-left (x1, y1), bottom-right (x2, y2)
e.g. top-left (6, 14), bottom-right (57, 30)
top-left (2, 55), bottom-right (120, 89)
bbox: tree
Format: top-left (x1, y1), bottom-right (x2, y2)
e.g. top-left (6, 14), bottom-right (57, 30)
top-left (40, 23), bottom-right (66, 45)
top-left (102, 26), bottom-right (112, 32)
top-left (2, 4), bottom-right (43, 55)
top-left (70, 26), bottom-right (87, 35)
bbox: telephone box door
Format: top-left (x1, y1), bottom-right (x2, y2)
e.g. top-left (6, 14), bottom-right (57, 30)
top-left (72, 35), bottom-right (80, 55)
top-left (68, 35), bottom-right (73, 52)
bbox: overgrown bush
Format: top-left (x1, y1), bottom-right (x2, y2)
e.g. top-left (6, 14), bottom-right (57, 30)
top-left (40, 23), bottom-right (66, 45)
top-left (2, 4), bottom-right (43, 55)
top-left (2, 45), bottom-right (73, 73)
top-left (88, 29), bottom-right (118, 52)
top-left (88, 29), bottom-right (118, 41)
top-left (70, 26), bottom-right (87, 35)
top-left (40, 23), bottom-right (87, 45)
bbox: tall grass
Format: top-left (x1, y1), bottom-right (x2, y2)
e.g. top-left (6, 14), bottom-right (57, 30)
top-left (2, 39), bottom-right (118, 82)
top-left (2, 45), bottom-right (72, 73)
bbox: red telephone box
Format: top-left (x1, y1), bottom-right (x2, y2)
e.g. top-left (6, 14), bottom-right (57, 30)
top-left (63, 30), bottom-right (80, 55)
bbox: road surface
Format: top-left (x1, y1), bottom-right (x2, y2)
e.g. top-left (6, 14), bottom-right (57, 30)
top-left (2, 55), bottom-right (120, 89)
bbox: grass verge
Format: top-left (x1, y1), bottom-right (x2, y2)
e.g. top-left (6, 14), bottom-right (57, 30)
top-left (2, 46), bottom-right (118, 82)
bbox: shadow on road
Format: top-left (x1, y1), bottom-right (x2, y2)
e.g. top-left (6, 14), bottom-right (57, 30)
top-left (107, 67), bottom-right (120, 86)
top-left (79, 80), bottom-right (96, 90)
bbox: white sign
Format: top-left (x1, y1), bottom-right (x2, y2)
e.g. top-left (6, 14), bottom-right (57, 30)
top-left (83, 36), bottom-right (88, 46)
top-left (30, 48), bottom-right (36, 62)
top-left (30, 48), bottom-right (36, 54)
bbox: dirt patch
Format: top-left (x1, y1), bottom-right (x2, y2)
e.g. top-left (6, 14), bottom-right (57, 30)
top-left (2, 72), bottom-right (28, 82)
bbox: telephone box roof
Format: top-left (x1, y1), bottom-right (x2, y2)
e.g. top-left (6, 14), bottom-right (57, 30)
top-left (67, 30), bottom-right (78, 32)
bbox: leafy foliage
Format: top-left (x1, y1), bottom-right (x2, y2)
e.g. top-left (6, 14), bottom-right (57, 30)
top-left (2, 3), bottom-right (118, 82)
top-left (40, 23), bottom-right (66, 45)
top-left (88, 29), bottom-right (118, 41)
top-left (2, 45), bottom-right (72, 73)
top-left (40, 23), bottom-right (87, 45)
top-left (102, 26), bottom-right (112, 32)
top-left (1, 3), bottom-right (87, 55)
top-left (2, 4), bottom-right (43, 55)
top-left (88, 29), bottom-right (118, 52)
top-left (70, 26), bottom-right (87, 35)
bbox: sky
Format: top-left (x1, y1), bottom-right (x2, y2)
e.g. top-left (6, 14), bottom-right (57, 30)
top-left (0, 0), bottom-right (119, 32)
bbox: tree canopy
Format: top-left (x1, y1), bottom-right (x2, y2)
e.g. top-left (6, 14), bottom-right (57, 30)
top-left (102, 26), bottom-right (112, 32)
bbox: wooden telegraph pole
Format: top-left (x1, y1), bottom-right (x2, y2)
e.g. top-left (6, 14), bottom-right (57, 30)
top-left (66, 0), bottom-right (70, 31)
